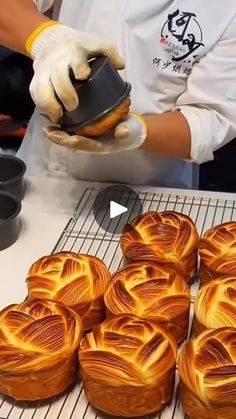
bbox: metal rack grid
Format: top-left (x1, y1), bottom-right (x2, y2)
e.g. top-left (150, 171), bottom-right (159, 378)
top-left (0, 187), bottom-right (235, 419)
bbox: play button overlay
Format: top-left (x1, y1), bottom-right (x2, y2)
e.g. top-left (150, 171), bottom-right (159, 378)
top-left (110, 201), bottom-right (128, 219)
top-left (93, 184), bottom-right (143, 235)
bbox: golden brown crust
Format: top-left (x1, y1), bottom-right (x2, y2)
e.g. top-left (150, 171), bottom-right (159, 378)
top-left (194, 277), bottom-right (236, 335)
top-left (27, 252), bottom-right (111, 330)
top-left (104, 262), bottom-right (190, 344)
top-left (178, 328), bottom-right (236, 418)
top-left (0, 299), bottom-right (82, 400)
top-left (199, 222), bottom-right (236, 284)
top-left (179, 381), bottom-right (235, 419)
top-left (200, 268), bottom-right (219, 286)
top-left (75, 97), bottom-right (131, 137)
top-left (79, 314), bottom-right (177, 417)
top-left (121, 211), bottom-right (199, 280)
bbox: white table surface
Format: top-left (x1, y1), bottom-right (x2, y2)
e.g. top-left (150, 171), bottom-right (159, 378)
top-left (0, 176), bottom-right (235, 310)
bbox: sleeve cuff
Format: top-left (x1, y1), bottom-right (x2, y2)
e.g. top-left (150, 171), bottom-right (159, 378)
top-left (173, 106), bottom-right (214, 164)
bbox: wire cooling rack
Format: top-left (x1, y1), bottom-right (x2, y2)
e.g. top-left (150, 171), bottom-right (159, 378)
top-left (0, 187), bottom-right (236, 419)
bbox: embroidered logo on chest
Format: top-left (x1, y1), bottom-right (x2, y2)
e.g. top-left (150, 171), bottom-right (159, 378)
top-left (153, 9), bottom-right (205, 75)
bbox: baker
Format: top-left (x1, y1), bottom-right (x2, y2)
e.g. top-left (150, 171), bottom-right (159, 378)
top-left (1, 0), bottom-right (236, 188)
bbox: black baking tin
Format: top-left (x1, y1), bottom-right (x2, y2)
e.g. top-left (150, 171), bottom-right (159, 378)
top-left (0, 155), bottom-right (26, 201)
top-left (60, 56), bottom-right (131, 133)
top-left (0, 191), bottom-right (21, 251)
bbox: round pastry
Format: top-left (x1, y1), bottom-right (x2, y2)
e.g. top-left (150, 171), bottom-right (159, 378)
top-left (104, 262), bottom-right (190, 344)
top-left (199, 222), bottom-right (236, 285)
top-left (0, 298), bottom-right (82, 401)
top-left (121, 211), bottom-right (199, 280)
top-left (79, 314), bottom-right (177, 417)
top-left (27, 252), bottom-right (111, 330)
top-left (194, 276), bottom-right (236, 336)
top-left (178, 328), bottom-right (236, 419)
top-left (75, 97), bottom-right (131, 137)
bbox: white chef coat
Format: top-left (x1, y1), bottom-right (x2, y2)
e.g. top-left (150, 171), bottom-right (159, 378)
top-left (18, 0), bottom-right (236, 188)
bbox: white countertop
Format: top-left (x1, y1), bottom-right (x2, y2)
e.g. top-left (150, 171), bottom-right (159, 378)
top-left (0, 176), bottom-right (235, 310)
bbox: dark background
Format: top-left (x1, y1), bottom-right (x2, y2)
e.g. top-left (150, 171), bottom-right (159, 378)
top-left (199, 140), bottom-right (236, 192)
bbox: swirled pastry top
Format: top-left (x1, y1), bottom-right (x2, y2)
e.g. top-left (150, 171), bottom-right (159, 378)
top-left (195, 277), bottom-right (236, 329)
top-left (79, 314), bottom-right (177, 386)
top-left (0, 299), bottom-right (82, 374)
top-left (178, 328), bottom-right (236, 405)
top-left (104, 262), bottom-right (190, 320)
top-left (121, 211), bottom-right (199, 269)
top-left (27, 252), bottom-right (110, 319)
top-left (199, 222), bottom-right (236, 275)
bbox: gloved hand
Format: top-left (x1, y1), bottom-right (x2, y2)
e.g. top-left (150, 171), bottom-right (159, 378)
top-left (26, 22), bottom-right (124, 122)
top-left (43, 113), bottom-right (147, 154)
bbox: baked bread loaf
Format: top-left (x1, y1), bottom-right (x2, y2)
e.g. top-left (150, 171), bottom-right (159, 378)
top-left (121, 211), bottom-right (199, 280)
top-left (27, 252), bottom-right (110, 330)
top-left (104, 262), bottom-right (190, 344)
top-left (199, 222), bottom-right (236, 285)
top-left (0, 299), bottom-right (82, 401)
top-left (75, 97), bottom-right (131, 137)
top-left (79, 314), bottom-right (177, 417)
top-left (194, 276), bottom-right (236, 336)
top-left (178, 328), bottom-right (236, 419)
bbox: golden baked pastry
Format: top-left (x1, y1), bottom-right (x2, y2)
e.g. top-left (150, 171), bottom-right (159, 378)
top-left (178, 328), bottom-right (236, 419)
top-left (121, 211), bottom-right (199, 280)
top-left (194, 276), bottom-right (236, 336)
top-left (27, 252), bottom-right (110, 330)
top-left (79, 314), bottom-right (177, 417)
top-left (76, 97), bottom-right (131, 137)
top-left (104, 262), bottom-right (190, 344)
top-left (0, 298), bottom-right (82, 401)
top-left (199, 221), bottom-right (236, 285)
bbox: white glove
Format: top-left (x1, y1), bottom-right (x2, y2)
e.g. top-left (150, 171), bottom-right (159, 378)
top-left (43, 113), bottom-right (147, 154)
top-left (26, 22), bottom-right (124, 122)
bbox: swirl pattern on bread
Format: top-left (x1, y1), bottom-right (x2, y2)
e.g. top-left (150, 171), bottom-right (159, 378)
top-left (0, 299), bottom-right (82, 400)
top-left (79, 314), bottom-right (177, 417)
top-left (27, 252), bottom-right (110, 330)
top-left (104, 262), bottom-right (190, 344)
top-left (179, 328), bottom-right (236, 419)
top-left (194, 276), bottom-right (236, 335)
top-left (121, 211), bottom-right (199, 279)
top-left (200, 222), bottom-right (236, 284)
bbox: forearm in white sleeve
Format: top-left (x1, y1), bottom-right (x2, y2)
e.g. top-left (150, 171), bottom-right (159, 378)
top-left (177, 106), bottom-right (235, 164)
top-left (174, 15), bottom-right (236, 164)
